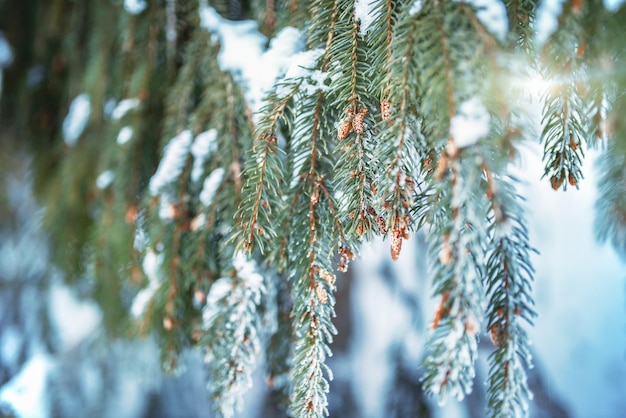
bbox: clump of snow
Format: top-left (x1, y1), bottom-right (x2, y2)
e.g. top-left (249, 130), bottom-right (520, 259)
top-left (204, 277), bottom-right (232, 309)
top-left (199, 6), bottom-right (266, 111)
top-left (263, 27), bottom-right (306, 79)
top-left (409, 0), bottom-right (423, 14)
top-left (191, 129), bottom-right (218, 183)
top-left (450, 97), bottom-right (490, 148)
top-left (0, 353), bottom-right (56, 418)
top-left (535, 0), bottom-right (567, 46)
top-left (95, 170), bottom-right (115, 189)
top-left (124, 0), bottom-right (147, 15)
top-left (199, 168), bottom-right (225, 207)
top-left (203, 254), bottom-right (264, 333)
top-left (131, 250), bottom-right (164, 317)
top-left (199, 5), bottom-right (306, 115)
top-left (62, 94), bottom-right (91, 146)
top-left (148, 130), bottom-right (193, 195)
top-left (233, 254), bottom-right (264, 290)
top-left (116, 126), bottom-right (134, 145)
top-left (282, 49), bottom-right (324, 82)
top-left (458, 0), bottom-right (508, 40)
top-left (276, 48), bottom-right (325, 98)
top-left (354, 0), bottom-right (381, 36)
top-left (111, 98), bottom-right (140, 120)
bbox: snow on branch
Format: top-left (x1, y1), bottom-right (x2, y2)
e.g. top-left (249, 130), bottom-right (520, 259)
top-left (148, 130), bottom-right (193, 195)
top-left (62, 94), bottom-right (91, 146)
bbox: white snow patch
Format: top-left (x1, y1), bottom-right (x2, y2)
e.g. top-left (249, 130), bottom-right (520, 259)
top-left (95, 170), bottom-right (115, 189)
top-left (450, 97), bottom-right (490, 148)
top-left (204, 277), bottom-right (233, 308)
top-left (199, 6), bottom-right (266, 111)
top-left (62, 94), bottom-right (91, 146)
top-left (282, 48), bottom-right (324, 83)
top-left (233, 254), bottom-right (264, 290)
top-left (0, 353), bottom-right (56, 418)
top-left (199, 5), bottom-right (306, 115)
top-left (458, 0), bottom-right (508, 40)
top-left (131, 250), bottom-right (164, 317)
top-left (49, 285), bottom-right (101, 352)
top-left (203, 254), bottom-right (264, 330)
top-left (354, 0), bottom-right (380, 36)
top-left (199, 168), bottom-right (225, 207)
top-left (191, 129), bottom-right (218, 183)
top-left (535, 0), bottom-right (567, 46)
top-left (148, 130), bottom-right (193, 195)
top-left (605, 0), bottom-right (626, 11)
top-left (116, 126), bottom-right (134, 145)
top-left (124, 0), bottom-right (147, 15)
top-left (111, 98), bottom-right (140, 120)
top-left (409, 0), bottom-right (423, 14)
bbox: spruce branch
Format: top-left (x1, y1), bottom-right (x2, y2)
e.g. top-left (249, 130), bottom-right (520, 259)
top-left (288, 90), bottom-right (340, 418)
top-left (504, 0), bottom-right (537, 52)
top-left (414, 4), bottom-right (494, 402)
top-left (375, 7), bottom-right (425, 260)
top-left (540, 2), bottom-right (594, 191)
top-left (595, 137), bottom-right (626, 259)
top-left (484, 173), bottom-right (537, 418)
top-left (421, 148), bottom-right (488, 404)
top-left (16, 1), bottom-right (626, 417)
top-left (594, 6), bottom-right (626, 260)
top-left (232, 87), bottom-right (294, 254)
top-left (201, 255), bottom-right (267, 418)
top-left (328, 0), bottom-right (381, 244)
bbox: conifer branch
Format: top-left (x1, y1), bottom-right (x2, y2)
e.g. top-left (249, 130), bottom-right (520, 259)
top-left (233, 87), bottom-right (296, 254)
top-left (504, 0), bottom-right (537, 52)
top-left (289, 91), bottom-right (339, 418)
top-left (419, 2), bottom-right (494, 404)
top-left (201, 256), bottom-right (267, 418)
top-left (484, 174), bottom-right (536, 418)
top-left (421, 150), bottom-right (487, 404)
top-left (329, 0), bottom-right (380, 244)
top-left (375, 8), bottom-right (425, 260)
top-left (540, 2), bottom-right (590, 190)
top-left (14, 2), bottom-right (626, 417)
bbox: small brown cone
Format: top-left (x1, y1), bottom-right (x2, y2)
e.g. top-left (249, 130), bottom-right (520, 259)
top-left (390, 228), bottom-right (403, 261)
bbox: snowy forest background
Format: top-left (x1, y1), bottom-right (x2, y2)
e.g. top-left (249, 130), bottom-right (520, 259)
top-left (1, 0), bottom-right (626, 417)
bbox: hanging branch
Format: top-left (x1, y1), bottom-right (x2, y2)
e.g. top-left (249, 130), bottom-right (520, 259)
top-left (375, 3), bottom-right (425, 260)
top-left (484, 174), bottom-right (537, 418)
top-left (288, 89), bottom-right (340, 418)
top-left (329, 0), bottom-right (381, 245)
top-left (418, 0), bottom-right (497, 405)
top-left (201, 256), bottom-right (268, 418)
top-left (540, 1), bottom-right (591, 190)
